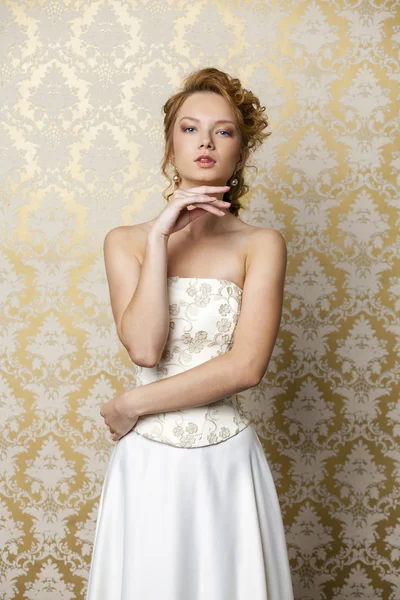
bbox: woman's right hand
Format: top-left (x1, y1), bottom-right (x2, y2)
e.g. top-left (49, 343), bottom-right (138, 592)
top-left (150, 185), bottom-right (232, 238)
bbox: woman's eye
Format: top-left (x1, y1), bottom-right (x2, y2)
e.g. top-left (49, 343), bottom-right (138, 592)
top-left (182, 127), bottom-right (232, 136)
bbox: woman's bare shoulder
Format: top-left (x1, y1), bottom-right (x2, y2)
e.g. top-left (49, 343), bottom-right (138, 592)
top-left (235, 218), bottom-right (283, 243)
top-left (103, 222), bottom-right (154, 264)
top-left (247, 223), bottom-right (286, 237)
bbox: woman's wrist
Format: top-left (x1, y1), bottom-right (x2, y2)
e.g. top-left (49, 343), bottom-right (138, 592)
top-left (127, 387), bottom-right (148, 419)
top-left (148, 225), bottom-right (169, 242)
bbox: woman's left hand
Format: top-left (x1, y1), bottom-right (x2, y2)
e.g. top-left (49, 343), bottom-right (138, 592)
top-left (100, 389), bottom-right (141, 442)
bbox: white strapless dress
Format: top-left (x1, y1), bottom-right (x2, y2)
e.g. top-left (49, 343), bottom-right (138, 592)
top-left (86, 277), bottom-right (294, 600)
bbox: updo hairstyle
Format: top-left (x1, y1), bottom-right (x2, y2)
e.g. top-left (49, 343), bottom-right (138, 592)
top-left (160, 67), bottom-right (271, 216)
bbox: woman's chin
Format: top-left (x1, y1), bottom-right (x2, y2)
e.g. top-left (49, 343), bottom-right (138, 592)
top-left (185, 172), bottom-right (226, 186)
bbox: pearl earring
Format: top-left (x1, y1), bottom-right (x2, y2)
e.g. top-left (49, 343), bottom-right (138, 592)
top-left (173, 167), bottom-right (180, 183)
top-left (230, 173), bottom-right (238, 186)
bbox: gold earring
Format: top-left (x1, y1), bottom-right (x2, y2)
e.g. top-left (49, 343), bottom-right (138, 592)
top-left (230, 173), bottom-right (238, 186)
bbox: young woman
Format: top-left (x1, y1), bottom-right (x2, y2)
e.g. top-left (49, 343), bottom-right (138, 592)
top-left (86, 67), bottom-right (294, 600)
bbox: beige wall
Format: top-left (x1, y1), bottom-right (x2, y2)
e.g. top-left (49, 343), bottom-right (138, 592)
top-left (1, 1), bottom-right (399, 598)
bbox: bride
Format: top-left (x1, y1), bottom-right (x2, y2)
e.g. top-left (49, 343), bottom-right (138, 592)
top-left (86, 66), bottom-right (294, 600)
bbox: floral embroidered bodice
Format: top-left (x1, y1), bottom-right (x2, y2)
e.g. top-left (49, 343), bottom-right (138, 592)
top-left (132, 276), bottom-right (250, 448)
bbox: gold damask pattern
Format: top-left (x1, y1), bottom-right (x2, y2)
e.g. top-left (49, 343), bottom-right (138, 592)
top-left (133, 277), bottom-right (250, 447)
top-left (1, 1), bottom-right (399, 599)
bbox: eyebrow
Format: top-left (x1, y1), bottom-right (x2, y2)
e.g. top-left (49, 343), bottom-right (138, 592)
top-left (179, 116), bottom-right (237, 127)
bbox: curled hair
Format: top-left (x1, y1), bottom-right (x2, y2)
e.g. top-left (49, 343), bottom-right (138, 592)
top-left (160, 67), bottom-right (271, 216)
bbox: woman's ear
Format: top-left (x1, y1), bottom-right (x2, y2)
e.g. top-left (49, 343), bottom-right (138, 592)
top-left (236, 148), bottom-right (249, 171)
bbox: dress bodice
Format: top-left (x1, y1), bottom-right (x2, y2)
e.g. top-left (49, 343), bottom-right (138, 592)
top-left (131, 277), bottom-right (250, 448)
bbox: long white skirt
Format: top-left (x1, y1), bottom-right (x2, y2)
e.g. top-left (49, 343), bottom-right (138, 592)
top-left (86, 424), bottom-right (294, 600)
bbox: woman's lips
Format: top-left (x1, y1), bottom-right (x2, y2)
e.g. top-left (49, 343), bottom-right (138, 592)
top-left (196, 158), bottom-right (216, 168)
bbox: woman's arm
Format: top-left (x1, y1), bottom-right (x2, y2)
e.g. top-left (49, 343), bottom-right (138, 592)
top-left (129, 228), bottom-right (287, 417)
top-left (103, 226), bottom-right (170, 367)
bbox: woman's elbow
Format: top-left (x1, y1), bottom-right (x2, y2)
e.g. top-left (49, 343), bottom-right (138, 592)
top-left (125, 341), bottom-right (159, 368)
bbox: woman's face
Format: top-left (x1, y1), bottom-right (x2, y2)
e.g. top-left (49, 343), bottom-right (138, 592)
top-left (170, 91), bottom-right (245, 188)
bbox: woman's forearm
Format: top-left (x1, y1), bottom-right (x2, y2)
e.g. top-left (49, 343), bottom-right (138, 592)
top-left (121, 231), bottom-right (170, 367)
top-left (131, 350), bottom-right (260, 418)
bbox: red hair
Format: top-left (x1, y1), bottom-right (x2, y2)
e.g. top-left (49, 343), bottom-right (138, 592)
top-left (160, 67), bottom-right (271, 216)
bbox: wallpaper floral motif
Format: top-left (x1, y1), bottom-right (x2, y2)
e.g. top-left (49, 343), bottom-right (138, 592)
top-left (1, 1), bottom-right (399, 598)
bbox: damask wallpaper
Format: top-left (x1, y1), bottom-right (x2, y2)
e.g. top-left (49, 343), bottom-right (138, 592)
top-left (1, 0), bottom-right (399, 598)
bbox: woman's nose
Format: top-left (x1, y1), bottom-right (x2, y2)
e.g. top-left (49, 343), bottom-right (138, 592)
top-left (199, 138), bottom-right (214, 149)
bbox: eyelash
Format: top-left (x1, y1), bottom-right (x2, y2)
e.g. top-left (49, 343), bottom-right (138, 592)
top-left (182, 127), bottom-right (232, 137)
